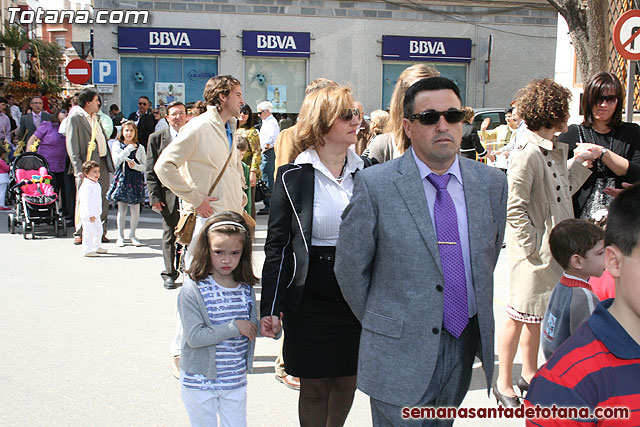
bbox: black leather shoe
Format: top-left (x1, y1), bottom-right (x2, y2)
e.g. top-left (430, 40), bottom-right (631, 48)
top-left (492, 385), bottom-right (520, 408)
top-left (257, 208), bottom-right (270, 215)
top-left (517, 376), bottom-right (530, 397)
top-left (163, 277), bottom-right (177, 290)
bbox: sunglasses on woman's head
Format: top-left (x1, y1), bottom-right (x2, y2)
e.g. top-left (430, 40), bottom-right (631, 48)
top-left (409, 109), bottom-right (465, 126)
top-left (596, 95), bottom-right (618, 104)
top-left (341, 108), bottom-right (361, 121)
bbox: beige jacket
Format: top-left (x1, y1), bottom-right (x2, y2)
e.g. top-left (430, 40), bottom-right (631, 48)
top-left (154, 106), bottom-right (244, 214)
top-left (506, 129), bottom-right (591, 316)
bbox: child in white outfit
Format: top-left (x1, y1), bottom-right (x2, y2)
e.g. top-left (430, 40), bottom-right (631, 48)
top-left (79, 161), bottom-right (108, 257)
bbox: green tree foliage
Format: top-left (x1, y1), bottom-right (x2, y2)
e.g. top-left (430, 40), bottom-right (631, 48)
top-left (29, 38), bottom-right (64, 80)
top-left (0, 20), bottom-right (30, 80)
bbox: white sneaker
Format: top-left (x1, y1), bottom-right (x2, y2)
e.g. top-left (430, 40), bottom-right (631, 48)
top-left (131, 238), bottom-right (142, 247)
top-left (116, 238), bottom-right (125, 247)
top-left (84, 252), bottom-right (100, 257)
top-left (96, 247), bottom-right (108, 254)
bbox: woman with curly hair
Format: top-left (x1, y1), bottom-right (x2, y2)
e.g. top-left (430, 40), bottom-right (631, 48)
top-left (558, 72), bottom-right (640, 219)
top-left (493, 79), bottom-right (599, 407)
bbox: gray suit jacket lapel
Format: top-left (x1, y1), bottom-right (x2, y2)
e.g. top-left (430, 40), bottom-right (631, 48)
top-left (393, 152), bottom-right (443, 276)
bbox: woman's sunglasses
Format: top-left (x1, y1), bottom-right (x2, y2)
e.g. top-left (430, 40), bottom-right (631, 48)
top-left (409, 109), bottom-right (465, 126)
top-left (596, 95), bottom-right (618, 105)
top-left (341, 108), bottom-right (361, 121)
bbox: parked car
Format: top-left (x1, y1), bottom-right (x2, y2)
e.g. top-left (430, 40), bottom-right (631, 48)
top-left (471, 108), bottom-right (507, 131)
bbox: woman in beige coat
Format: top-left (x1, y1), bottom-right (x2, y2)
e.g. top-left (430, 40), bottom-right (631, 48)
top-left (493, 79), bottom-right (598, 407)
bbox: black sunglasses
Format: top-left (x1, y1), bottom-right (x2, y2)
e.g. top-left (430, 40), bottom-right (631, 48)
top-left (409, 109), bottom-right (465, 126)
top-left (596, 95), bottom-right (618, 104)
top-left (138, 102), bottom-right (148, 106)
top-left (341, 108), bottom-right (361, 121)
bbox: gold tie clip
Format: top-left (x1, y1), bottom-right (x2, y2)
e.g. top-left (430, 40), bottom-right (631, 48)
top-left (438, 242), bottom-right (457, 245)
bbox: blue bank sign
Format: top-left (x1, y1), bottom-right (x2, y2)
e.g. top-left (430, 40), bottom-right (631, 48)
top-left (382, 36), bottom-right (472, 63)
top-left (242, 31), bottom-right (310, 58)
top-left (118, 27), bottom-right (221, 56)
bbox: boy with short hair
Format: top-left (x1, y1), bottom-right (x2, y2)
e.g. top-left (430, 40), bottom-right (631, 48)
top-left (79, 161), bottom-right (108, 257)
top-left (526, 185), bottom-right (640, 426)
top-left (541, 218), bottom-right (604, 360)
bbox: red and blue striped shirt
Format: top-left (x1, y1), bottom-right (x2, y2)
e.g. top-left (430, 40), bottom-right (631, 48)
top-left (525, 299), bottom-right (640, 426)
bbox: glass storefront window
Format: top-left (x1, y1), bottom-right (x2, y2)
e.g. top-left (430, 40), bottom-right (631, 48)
top-left (121, 56), bottom-right (218, 115)
top-left (243, 57), bottom-right (306, 114)
top-left (382, 62), bottom-right (468, 110)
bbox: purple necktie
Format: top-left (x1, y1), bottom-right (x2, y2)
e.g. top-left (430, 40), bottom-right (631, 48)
top-left (426, 173), bottom-right (468, 338)
top-left (33, 113), bottom-right (41, 129)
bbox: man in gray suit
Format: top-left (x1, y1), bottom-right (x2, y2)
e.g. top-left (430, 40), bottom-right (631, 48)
top-left (17, 96), bottom-right (52, 141)
top-left (66, 88), bottom-right (114, 244)
top-left (335, 77), bottom-right (507, 426)
top-left (146, 101), bottom-right (186, 290)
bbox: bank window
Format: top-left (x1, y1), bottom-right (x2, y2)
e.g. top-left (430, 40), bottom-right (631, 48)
top-left (382, 62), bottom-right (467, 109)
top-left (121, 56), bottom-right (218, 114)
top-left (243, 58), bottom-right (306, 113)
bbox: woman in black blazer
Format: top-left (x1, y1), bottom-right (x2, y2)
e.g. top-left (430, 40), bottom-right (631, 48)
top-left (260, 85), bottom-right (364, 426)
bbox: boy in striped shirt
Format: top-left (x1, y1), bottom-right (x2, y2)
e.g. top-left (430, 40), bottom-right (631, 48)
top-left (526, 185), bottom-right (640, 426)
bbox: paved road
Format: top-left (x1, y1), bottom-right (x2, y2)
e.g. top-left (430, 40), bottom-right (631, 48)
top-left (0, 204), bottom-right (532, 426)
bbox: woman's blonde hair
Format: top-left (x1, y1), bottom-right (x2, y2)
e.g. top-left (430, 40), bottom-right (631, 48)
top-left (295, 85), bottom-right (355, 151)
top-left (462, 106), bottom-right (475, 123)
top-left (388, 64), bottom-right (439, 153)
top-left (117, 120), bottom-right (138, 144)
top-left (369, 109), bottom-right (390, 135)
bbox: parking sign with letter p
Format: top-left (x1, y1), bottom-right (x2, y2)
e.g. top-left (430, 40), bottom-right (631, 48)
top-left (92, 59), bottom-right (118, 85)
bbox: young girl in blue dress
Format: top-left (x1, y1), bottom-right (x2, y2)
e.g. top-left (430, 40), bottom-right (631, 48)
top-left (178, 211), bottom-right (263, 427)
top-left (107, 120), bottom-right (146, 247)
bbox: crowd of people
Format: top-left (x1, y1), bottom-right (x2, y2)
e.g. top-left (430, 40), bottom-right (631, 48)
top-left (2, 66), bottom-right (640, 427)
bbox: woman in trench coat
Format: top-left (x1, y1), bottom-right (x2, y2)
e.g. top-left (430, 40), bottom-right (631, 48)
top-left (493, 79), bottom-right (598, 407)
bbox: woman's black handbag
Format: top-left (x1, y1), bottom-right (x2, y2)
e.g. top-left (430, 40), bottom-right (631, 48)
top-left (255, 180), bottom-right (270, 202)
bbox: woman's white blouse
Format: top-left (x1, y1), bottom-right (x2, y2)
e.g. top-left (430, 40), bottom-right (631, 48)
top-left (294, 148), bottom-right (364, 246)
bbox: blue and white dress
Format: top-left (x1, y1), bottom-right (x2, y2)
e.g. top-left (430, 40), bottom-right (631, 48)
top-left (182, 277), bottom-right (252, 391)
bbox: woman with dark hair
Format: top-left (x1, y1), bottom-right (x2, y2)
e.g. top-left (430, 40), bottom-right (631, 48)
top-left (559, 71), bottom-right (640, 219)
top-left (460, 106), bottom-right (487, 160)
top-left (493, 79), bottom-right (598, 407)
top-left (236, 104), bottom-right (261, 218)
top-left (260, 85), bottom-right (364, 426)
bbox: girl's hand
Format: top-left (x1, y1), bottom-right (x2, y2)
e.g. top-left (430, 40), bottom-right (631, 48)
top-left (126, 159), bottom-right (136, 168)
top-left (236, 320), bottom-right (257, 341)
top-left (260, 314), bottom-right (283, 338)
top-left (249, 171), bottom-right (257, 187)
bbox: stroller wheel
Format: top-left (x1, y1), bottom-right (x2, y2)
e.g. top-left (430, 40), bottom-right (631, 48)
top-left (31, 221), bottom-right (36, 239)
top-left (22, 219), bottom-right (28, 239)
top-left (54, 219), bottom-right (59, 237)
top-left (7, 213), bottom-right (16, 234)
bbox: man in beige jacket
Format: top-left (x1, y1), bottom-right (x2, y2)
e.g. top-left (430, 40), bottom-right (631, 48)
top-left (155, 75), bottom-right (245, 236)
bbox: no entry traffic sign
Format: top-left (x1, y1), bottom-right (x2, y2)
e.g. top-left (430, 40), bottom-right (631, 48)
top-left (65, 59), bottom-right (91, 85)
top-left (613, 9), bottom-right (640, 61)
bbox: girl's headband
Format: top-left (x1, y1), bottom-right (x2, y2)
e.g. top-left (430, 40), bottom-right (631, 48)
top-left (209, 220), bottom-right (246, 231)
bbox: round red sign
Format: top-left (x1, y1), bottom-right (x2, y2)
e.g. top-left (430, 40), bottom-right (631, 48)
top-left (65, 59), bottom-right (91, 85)
top-left (613, 9), bottom-right (640, 61)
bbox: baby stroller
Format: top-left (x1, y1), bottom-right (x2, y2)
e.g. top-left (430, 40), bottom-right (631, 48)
top-left (7, 152), bottom-right (67, 239)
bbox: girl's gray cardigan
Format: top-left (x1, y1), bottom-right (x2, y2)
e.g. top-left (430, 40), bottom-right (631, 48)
top-left (177, 276), bottom-right (263, 380)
